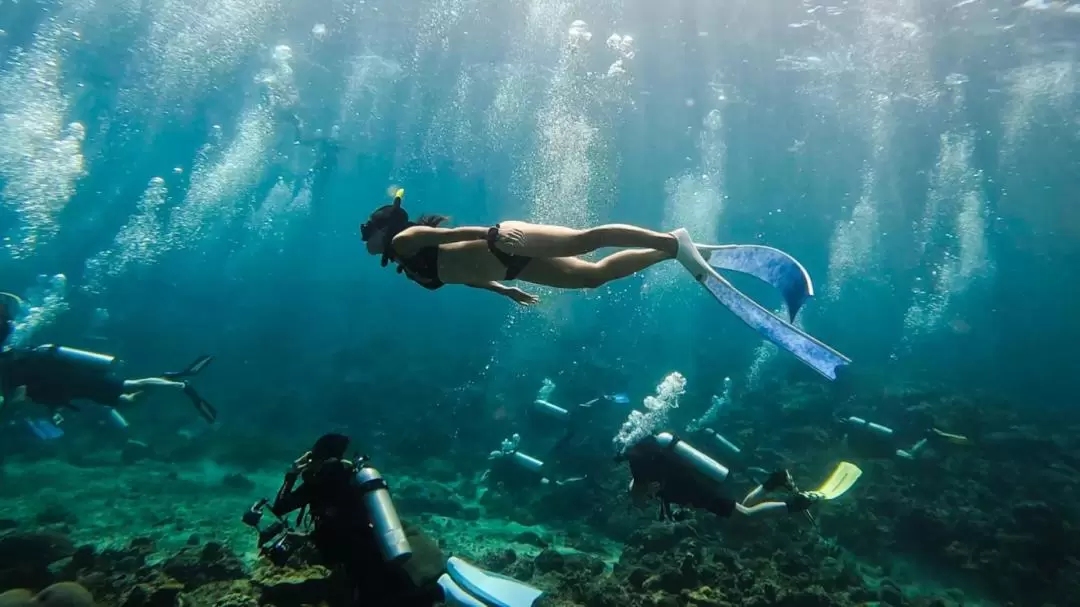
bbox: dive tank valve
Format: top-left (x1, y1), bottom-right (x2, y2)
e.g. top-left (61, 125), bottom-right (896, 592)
top-left (510, 451), bottom-right (545, 474)
top-left (37, 345), bottom-right (116, 371)
top-left (108, 408), bottom-right (130, 429)
top-left (655, 432), bottom-right (730, 485)
top-left (532, 399), bottom-right (570, 421)
top-left (703, 428), bottom-right (742, 456)
top-left (354, 465), bottom-right (413, 563)
top-left (845, 416), bottom-right (894, 436)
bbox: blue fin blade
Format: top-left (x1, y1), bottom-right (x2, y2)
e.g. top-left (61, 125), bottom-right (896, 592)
top-left (26, 418), bottom-right (64, 440)
top-left (447, 556), bottom-right (544, 607)
top-left (702, 274), bottom-right (850, 380)
top-left (705, 245), bottom-right (814, 322)
top-left (437, 575), bottom-right (488, 607)
top-left (609, 393), bottom-right (630, 405)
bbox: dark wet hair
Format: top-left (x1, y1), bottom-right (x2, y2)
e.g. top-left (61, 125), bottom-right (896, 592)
top-left (416, 214), bottom-right (450, 228)
top-left (312, 433), bottom-right (350, 462)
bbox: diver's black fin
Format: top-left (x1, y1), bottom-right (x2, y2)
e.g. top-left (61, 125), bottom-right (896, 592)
top-left (163, 355), bottom-right (214, 380)
top-left (183, 383), bottom-right (217, 423)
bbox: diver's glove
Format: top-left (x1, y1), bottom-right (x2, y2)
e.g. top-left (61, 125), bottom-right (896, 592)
top-left (785, 491), bottom-right (825, 513)
top-left (763, 469), bottom-right (795, 492)
top-left (287, 451), bottom-right (313, 478)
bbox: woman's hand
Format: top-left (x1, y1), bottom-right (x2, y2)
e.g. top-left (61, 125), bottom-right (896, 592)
top-left (495, 226), bottom-right (527, 253)
top-left (506, 287), bottom-right (539, 306)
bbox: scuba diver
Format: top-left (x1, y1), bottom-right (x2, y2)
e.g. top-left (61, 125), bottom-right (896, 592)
top-left (359, 190), bottom-right (850, 382)
top-left (532, 388), bottom-right (630, 454)
top-left (482, 433), bottom-right (586, 490)
top-left (0, 292), bottom-right (217, 429)
top-left (620, 432), bottom-right (862, 522)
top-left (244, 433), bottom-right (545, 607)
top-left (837, 415), bottom-right (972, 461)
top-left (288, 115), bottom-right (341, 205)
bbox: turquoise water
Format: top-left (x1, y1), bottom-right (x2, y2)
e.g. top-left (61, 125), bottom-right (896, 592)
top-left (1, 0), bottom-right (1079, 605)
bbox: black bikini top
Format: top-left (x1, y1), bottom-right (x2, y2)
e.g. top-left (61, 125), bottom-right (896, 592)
top-left (385, 239), bottom-right (444, 291)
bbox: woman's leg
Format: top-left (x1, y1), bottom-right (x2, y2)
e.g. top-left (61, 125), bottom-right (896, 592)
top-left (734, 501), bottom-right (789, 517)
top-left (497, 221), bottom-right (678, 258)
top-left (517, 250), bottom-right (670, 289)
top-left (124, 377), bottom-right (185, 392)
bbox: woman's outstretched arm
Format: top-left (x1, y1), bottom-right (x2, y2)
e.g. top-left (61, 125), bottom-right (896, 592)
top-left (393, 226), bottom-right (487, 253)
top-left (467, 282), bottom-right (539, 305)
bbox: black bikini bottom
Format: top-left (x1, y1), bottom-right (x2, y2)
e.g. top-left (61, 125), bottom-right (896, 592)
top-left (488, 225), bottom-right (532, 280)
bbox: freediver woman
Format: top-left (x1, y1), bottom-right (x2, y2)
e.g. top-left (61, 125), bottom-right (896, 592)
top-left (359, 190), bottom-right (852, 380)
top-left (360, 191), bottom-right (678, 304)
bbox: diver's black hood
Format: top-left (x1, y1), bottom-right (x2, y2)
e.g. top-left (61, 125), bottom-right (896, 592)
top-left (312, 433), bottom-right (350, 462)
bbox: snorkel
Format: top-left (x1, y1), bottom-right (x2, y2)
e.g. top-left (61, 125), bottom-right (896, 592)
top-left (360, 189), bottom-right (409, 268)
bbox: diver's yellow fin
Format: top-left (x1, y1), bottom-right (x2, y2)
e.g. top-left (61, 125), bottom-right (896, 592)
top-left (815, 461), bottom-right (862, 500)
top-left (932, 428), bottom-right (972, 446)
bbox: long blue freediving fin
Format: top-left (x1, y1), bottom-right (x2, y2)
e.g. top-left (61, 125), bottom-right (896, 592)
top-left (26, 418), bottom-right (64, 440)
top-left (698, 244), bottom-right (814, 322)
top-left (443, 556), bottom-right (544, 607)
top-left (438, 574), bottom-right (487, 607)
top-left (672, 229), bottom-right (850, 380)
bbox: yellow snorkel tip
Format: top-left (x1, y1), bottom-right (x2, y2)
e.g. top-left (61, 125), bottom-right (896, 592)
top-left (395, 188), bottom-right (405, 200)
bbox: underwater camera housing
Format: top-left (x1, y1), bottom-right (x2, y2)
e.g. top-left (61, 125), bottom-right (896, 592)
top-left (241, 498), bottom-right (308, 567)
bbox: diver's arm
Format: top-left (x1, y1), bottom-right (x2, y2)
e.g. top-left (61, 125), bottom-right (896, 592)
top-left (269, 473), bottom-right (312, 516)
top-left (394, 226), bottom-right (487, 251)
top-left (740, 470), bottom-right (792, 506)
top-left (740, 484), bottom-right (766, 506)
top-left (735, 500), bottom-right (790, 517)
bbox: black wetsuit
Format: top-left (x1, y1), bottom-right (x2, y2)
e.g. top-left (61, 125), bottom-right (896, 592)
top-left (0, 346), bottom-right (125, 408)
top-left (271, 460), bottom-right (444, 606)
top-left (625, 435), bottom-right (737, 519)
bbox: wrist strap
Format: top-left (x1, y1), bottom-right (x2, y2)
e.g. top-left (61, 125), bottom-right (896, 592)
top-left (485, 225), bottom-right (499, 244)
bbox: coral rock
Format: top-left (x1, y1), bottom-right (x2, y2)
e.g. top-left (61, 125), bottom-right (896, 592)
top-left (0, 589), bottom-right (35, 607)
top-left (684, 586), bottom-right (732, 607)
top-left (0, 531), bottom-right (76, 569)
top-left (533, 549), bottom-right (565, 573)
top-left (161, 544), bottom-right (245, 587)
top-left (251, 563), bottom-right (332, 606)
top-left (179, 581), bottom-right (257, 607)
top-left (34, 582), bottom-right (95, 607)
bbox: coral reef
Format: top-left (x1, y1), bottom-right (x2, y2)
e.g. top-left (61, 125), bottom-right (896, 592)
top-left (1, 384), bottom-right (1077, 606)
